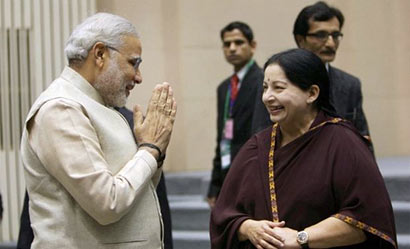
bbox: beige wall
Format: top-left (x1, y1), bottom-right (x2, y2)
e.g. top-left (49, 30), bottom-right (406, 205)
top-left (97, 0), bottom-right (410, 172)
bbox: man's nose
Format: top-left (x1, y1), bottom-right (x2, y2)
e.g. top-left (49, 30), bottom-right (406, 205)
top-left (325, 35), bottom-right (337, 48)
top-left (229, 42), bottom-right (237, 51)
top-left (134, 71), bottom-right (142, 84)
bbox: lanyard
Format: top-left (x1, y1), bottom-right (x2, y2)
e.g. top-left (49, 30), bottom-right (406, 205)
top-left (223, 83), bottom-right (235, 122)
top-left (222, 60), bottom-right (254, 122)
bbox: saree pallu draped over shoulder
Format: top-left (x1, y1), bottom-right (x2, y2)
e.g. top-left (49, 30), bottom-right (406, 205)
top-left (210, 111), bottom-right (397, 249)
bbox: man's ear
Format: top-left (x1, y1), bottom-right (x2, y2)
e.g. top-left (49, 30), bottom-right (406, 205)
top-left (307, 84), bottom-right (320, 104)
top-left (295, 35), bottom-right (305, 48)
top-left (250, 40), bottom-right (257, 54)
top-left (92, 42), bottom-right (107, 68)
top-left (250, 40), bottom-right (257, 49)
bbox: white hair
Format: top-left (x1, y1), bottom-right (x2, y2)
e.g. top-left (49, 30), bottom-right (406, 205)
top-left (64, 12), bottom-right (139, 64)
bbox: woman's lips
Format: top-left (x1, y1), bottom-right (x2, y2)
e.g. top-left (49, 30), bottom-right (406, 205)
top-left (267, 105), bottom-right (284, 114)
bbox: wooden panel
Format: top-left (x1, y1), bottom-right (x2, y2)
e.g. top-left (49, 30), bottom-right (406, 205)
top-left (32, 0), bottom-right (44, 98)
top-left (62, 0), bottom-right (70, 66)
top-left (19, 31), bottom-right (31, 124)
top-left (0, 0), bottom-right (3, 28)
top-left (18, 29), bottom-right (30, 208)
top-left (42, 0), bottom-right (53, 86)
top-left (0, 28), bottom-right (12, 241)
top-left (14, 0), bottom-right (22, 28)
top-left (7, 27), bottom-right (21, 240)
top-left (89, 0), bottom-right (96, 14)
top-left (0, 29), bottom-right (32, 241)
top-left (23, 0), bottom-right (31, 29)
top-left (0, 150), bottom-right (9, 241)
top-left (52, 0), bottom-right (63, 76)
top-left (4, 0), bottom-right (11, 28)
top-left (71, 0), bottom-right (80, 27)
top-left (80, 0), bottom-right (88, 20)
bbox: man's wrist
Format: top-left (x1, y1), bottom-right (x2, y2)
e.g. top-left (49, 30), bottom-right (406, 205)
top-left (139, 143), bottom-right (162, 156)
top-left (138, 143), bottom-right (165, 164)
top-left (138, 147), bottom-right (160, 161)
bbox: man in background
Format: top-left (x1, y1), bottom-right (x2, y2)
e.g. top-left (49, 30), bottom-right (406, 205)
top-left (207, 21), bottom-right (264, 208)
top-left (252, 1), bottom-right (372, 147)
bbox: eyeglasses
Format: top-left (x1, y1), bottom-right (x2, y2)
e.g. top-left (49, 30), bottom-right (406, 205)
top-left (305, 31), bottom-right (343, 43)
top-left (106, 45), bottom-right (142, 71)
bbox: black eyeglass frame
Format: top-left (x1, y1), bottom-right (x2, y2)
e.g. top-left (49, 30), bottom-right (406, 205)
top-left (305, 31), bottom-right (344, 42)
top-left (106, 45), bottom-right (142, 71)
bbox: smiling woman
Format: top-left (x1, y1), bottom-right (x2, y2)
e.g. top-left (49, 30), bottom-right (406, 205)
top-left (210, 49), bottom-right (397, 249)
top-left (262, 64), bottom-right (320, 139)
top-left (261, 49), bottom-right (335, 146)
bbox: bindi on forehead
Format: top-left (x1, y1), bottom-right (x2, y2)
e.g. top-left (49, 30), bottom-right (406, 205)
top-left (264, 76), bottom-right (289, 83)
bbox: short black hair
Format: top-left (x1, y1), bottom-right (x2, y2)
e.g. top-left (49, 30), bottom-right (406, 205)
top-left (264, 48), bottom-right (336, 116)
top-left (220, 21), bottom-right (254, 43)
top-left (293, 1), bottom-right (344, 46)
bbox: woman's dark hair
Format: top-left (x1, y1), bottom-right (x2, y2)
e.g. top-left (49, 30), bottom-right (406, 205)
top-left (263, 48), bottom-right (336, 116)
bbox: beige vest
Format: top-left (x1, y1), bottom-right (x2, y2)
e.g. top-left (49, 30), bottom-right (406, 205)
top-left (20, 67), bottom-right (163, 248)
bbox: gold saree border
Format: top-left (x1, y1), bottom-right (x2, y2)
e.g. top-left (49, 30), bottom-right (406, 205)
top-left (332, 213), bottom-right (397, 248)
top-left (268, 118), bottom-right (396, 247)
top-left (268, 118), bottom-right (342, 222)
top-left (268, 123), bottom-right (280, 222)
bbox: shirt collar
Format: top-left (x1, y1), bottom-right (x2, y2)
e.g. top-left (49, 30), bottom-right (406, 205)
top-left (60, 66), bottom-right (105, 105)
top-left (235, 59), bottom-right (254, 82)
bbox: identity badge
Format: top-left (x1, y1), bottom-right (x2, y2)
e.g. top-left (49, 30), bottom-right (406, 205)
top-left (224, 119), bottom-right (234, 139)
top-left (221, 154), bottom-right (231, 169)
top-left (220, 139), bottom-right (231, 169)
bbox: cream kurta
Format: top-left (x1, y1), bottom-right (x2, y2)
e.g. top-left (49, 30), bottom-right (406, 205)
top-left (20, 67), bottom-right (164, 248)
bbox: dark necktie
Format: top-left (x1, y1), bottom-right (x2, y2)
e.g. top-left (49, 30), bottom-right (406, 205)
top-left (230, 74), bottom-right (239, 101)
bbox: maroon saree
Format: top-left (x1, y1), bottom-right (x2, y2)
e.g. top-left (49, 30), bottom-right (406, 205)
top-left (210, 111), bottom-right (397, 249)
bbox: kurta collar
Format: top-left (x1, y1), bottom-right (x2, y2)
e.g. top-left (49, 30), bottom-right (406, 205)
top-left (60, 66), bottom-right (105, 105)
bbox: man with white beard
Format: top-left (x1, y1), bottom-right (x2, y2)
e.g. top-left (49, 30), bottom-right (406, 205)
top-left (20, 13), bottom-right (176, 249)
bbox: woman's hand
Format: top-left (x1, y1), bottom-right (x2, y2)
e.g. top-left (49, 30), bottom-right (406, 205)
top-left (271, 226), bottom-right (300, 249)
top-left (238, 219), bottom-right (286, 249)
